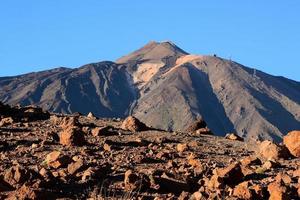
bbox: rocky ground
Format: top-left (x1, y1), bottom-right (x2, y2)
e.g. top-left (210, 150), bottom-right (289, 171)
top-left (0, 102), bottom-right (299, 199)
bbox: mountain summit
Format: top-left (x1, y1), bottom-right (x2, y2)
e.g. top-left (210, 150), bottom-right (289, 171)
top-left (0, 41), bottom-right (299, 141)
top-left (116, 41), bottom-right (188, 63)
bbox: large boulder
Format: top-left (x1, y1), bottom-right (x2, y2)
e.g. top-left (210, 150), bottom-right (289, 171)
top-left (121, 116), bottom-right (148, 132)
top-left (283, 130), bottom-right (300, 158)
top-left (258, 140), bottom-right (290, 160)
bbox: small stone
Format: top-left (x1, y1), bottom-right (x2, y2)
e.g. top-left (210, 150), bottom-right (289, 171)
top-left (91, 126), bottom-right (114, 136)
top-left (45, 151), bottom-right (71, 169)
top-left (124, 170), bottom-right (150, 191)
top-left (178, 191), bottom-right (191, 200)
top-left (103, 143), bottom-right (112, 151)
top-left (262, 160), bottom-right (280, 170)
top-left (225, 133), bottom-right (244, 141)
top-left (240, 156), bottom-right (262, 166)
top-left (67, 159), bottom-right (84, 175)
top-left (87, 112), bottom-right (97, 119)
top-left (177, 143), bottom-right (188, 153)
top-left (190, 191), bottom-right (202, 200)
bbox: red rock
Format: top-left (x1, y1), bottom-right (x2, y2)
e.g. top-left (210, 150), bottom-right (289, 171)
top-left (177, 143), bottom-right (188, 153)
top-left (258, 140), bottom-right (289, 160)
top-left (240, 156), bottom-right (262, 166)
top-left (293, 168), bottom-right (300, 177)
top-left (60, 126), bottom-right (85, 146)
top-left (262, 159), bottom-right (281, 170)
top-left (190, 191), bottom-right (203, 200)
top-left (267, 181), bottom-right (290, 200)
top-left (233, 181), bottom-right (254, 199)
top-left (4, 165), bottom-right (29, 186)
top-left (121, 116), bottom-right (148, 132)
top-left (275, 172), bottom-right (292, 185)
top-left (188, 158), bottom-right (202, 169)
top-left (6, 183), bottom-right (50, 200)
top-left (217, 162), bottom-right (244, 186)
top-left (207, 174), bottom-right (224, 189)
top-left (45, 151), bottom-right (71, 169)
top-left (178, 191), bottom-right (191, 200)
top-left (67, 159), bottom-right (84, 175)
top-left (283, 130), bottom-right (300, 157)
top-left (0, 117), bottom-right (14, 127)
top-left (124, 170), bottom-right (150, 191)
top-left (91, 126), bottom-right (114, 136)
top-left (59, 116), bottom-right (79, 129)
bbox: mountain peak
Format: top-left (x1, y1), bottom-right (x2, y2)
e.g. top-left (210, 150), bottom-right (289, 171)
top-left (116, 40), bottom-right (188, 63)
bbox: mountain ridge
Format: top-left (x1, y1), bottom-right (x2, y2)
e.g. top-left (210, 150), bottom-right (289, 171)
top-left (0, 41), bottom-right (299, 141)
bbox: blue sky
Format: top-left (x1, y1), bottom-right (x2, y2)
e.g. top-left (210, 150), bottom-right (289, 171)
top-left (0, 0), bottom-right (299, 81)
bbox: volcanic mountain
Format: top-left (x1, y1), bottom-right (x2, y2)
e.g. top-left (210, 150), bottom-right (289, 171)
top-left (0, 41), bottom-right (299, 141)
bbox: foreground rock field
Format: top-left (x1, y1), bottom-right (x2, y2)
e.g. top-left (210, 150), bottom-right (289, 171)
top-left (0, 102), bottom-right (299, 199)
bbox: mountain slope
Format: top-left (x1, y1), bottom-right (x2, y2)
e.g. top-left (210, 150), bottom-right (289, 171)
top-left (131, 52), bottom-right (300, 141)
top-left (0, 62), bottom-right (136, 118)
top-left (0, 41), bottom-right (299, 141)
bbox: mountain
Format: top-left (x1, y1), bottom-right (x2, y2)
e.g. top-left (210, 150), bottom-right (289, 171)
top-left (0, 41), bottom-right (299, 141)
top-left (0, 62), bottom-right (135, 118)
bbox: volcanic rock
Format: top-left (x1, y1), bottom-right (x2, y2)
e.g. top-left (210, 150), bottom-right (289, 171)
top-left (225, 133), bottom-right (244, 141)
top-left (60, 126), bottom-right (86, 146)
top-left (240, 156), bottom-right (262, 166)
top-left (283, 130), bottom-right (300, 157)
top-left (233, 181), bottom-right (255, 199)
top-left (267, 181), bottom-right (290, 200)
top-left (215, 162), bottom-right (244, 187)
top-left (4, 165), bottom-right (30, 186)
top-left (124, 170), bottom-right (150, 191)
top-left (0, 117), bottom-right (14, 127)
top-left (121, 116), bottom-right (148, 132)
top-left (91, 126), bottom-right (114, 136)
top-left (67, 159), bottom-right (84, 175)
top-left (258, 140), bottom-right (290, 160)
top-left (45, 151), bottom-right (71, 169)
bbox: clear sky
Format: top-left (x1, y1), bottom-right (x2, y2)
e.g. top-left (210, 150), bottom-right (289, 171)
top-left (1, 0), bottom-right (299, 81)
